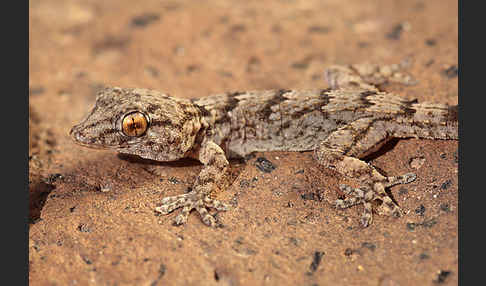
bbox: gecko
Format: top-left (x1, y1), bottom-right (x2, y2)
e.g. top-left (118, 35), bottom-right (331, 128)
top-left (70, 63), bottom-right (458, 227)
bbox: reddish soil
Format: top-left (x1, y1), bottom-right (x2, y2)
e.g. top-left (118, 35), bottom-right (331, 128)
top-left (29, 1), bottom-right (458, 285)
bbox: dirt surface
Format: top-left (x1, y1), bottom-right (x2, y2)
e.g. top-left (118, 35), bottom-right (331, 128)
top-left (29, 0), bottom-right (458, 285)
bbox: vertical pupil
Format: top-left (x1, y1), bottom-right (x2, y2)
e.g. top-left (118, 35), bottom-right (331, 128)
top-left (132, 117), bottom-right (139, 131)
top-left (123, 112), bottom-right (147, 136)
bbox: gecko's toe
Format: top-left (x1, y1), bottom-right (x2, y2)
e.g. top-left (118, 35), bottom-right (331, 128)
top-left (156, 192), bottom-right (228, 227)
top-left (339, 184), bottom-right (355, 195)
top-left (360, 214), bottom-right (372, 227)
top-left (335, 199), bottom-right (346, 209)
top-left (378, 206), bottom-right (402, 218)
top-left (155, 194), bottom-right (190, 214)
top-left (402, 172), bottom-right (417, 183)
top-left (385, 172), bottom-right (417, 187)
top-left (201, 213), bottom-right (217, 227)
top-left (160, 193), bottom-right (189, 205)
top-left (194, 199), bottom-right (215, 226)
top-left (199, 197), bottom-right (228, 227)
top-left (336, 184), bottom-right (361, 208)
top-left (392, 207), bottom-right (402, 218)
top-left (335, 180), bottom-right (410, 226)
top-left (155, 206), bottom-right (169, 215)
top-left (377, 200), bottom-right (402, 218)
top-left (374, 192), bottom-right (403, 218)
top-left (173, 203), bottom-right (193, 225)
top-left (204, 197), bottom-right (230, 211)
top-left (174, 212), bottom-right (189, 225)
top-left (335, 197), bottom-right (362, 209)
top-left (359, 202), bottom-right (373, 227)
top-left (335, 184), bottom-right (374, 209)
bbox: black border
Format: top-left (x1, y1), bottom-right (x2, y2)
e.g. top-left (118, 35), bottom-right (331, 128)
top-left (7, 0), bottom-right (29, 284)
top-left (459, 0), bottom-right (480, 285)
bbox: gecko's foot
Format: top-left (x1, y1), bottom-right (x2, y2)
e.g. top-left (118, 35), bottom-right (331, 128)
top-left (335, 172), bottom-right (416, 227)
top-left (155, 191), bottom-right (229, 227)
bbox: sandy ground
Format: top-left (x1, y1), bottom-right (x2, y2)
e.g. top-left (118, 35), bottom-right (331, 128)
top-left (29, 0), bottom-right (458, 285)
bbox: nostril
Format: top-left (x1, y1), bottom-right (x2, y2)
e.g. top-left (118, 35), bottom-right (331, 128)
top-left (69, 126), bottom-right (82, 140)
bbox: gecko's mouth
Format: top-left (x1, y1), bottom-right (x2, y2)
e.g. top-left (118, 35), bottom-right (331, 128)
top-left (69, 125), bottom-right (108, 150)
top-left (69, 124), bottom-right (132, 150)
top-left (70, 138), bottom-right (108, 149)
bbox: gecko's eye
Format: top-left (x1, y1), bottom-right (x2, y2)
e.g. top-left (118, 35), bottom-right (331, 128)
top-left (121, 112), bottom-right (149, 137)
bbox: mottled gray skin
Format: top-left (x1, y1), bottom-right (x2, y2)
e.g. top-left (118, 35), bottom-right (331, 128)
top-left (197, 88), bottom-right (457, 159)
top-left (70, 64), bottom-right (458, 227)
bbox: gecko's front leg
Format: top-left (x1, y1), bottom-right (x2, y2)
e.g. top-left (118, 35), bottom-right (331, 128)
top-left (155, 140), bottom-right (230, 227)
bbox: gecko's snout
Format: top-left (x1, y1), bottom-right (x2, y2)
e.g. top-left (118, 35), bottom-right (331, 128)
top-left (69, 118), bottom-right (127, 150)
top-left (69, 122), bottom-right (98, 147)
top-left (69, 124), bottom-right (84, 144)
top-left (68, 125), bottom-right (75, 138)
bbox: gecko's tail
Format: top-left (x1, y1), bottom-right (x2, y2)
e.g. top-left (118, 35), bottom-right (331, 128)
top-left (324, 63), bottom-right (417, 91)
top-left (396, 103), bottom-right (458, 140)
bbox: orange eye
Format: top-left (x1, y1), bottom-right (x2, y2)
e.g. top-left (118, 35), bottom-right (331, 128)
top-left (121, 112), bottom-right (148, 137)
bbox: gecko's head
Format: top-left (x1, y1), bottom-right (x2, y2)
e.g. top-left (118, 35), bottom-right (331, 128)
top-left (70, 87), bottom-right (202, 161)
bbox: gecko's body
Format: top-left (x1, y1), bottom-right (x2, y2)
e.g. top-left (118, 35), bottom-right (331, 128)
top-left (70, 64), bottom-right (458, 227)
